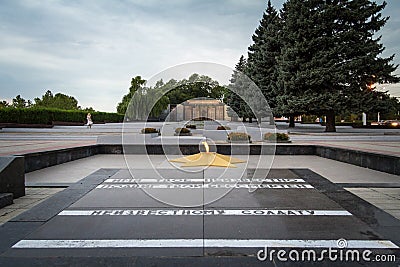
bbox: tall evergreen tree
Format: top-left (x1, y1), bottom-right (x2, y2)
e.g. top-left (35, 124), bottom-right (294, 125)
top-left (225, 55), bottom-right (253, 122)
top-left (246, 0), bottom-right (281, 115)
top-left (278, 0), bottom-right (398, 132)
top-left (225, 55), bottom-right (252, 121)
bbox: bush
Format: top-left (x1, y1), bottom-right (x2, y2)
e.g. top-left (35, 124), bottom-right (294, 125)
top-left (0, 107), bottom-right (124, 125)
top-left (217, 125), bottom-right (231, 130)
top-left (141, 127), bottom-right (158, 134)
top-left (227, 132), bottom-right (251, 142)
top-left (264, 133), bottom-right (290, 142)
top-left (175, 127), bottom-right (191, 134)
top-left (185, 124), bottom-right (196, 129)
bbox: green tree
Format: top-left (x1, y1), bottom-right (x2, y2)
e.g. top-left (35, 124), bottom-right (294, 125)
top-left (166, 74), bottom-right (226, 104)
top-left (117, 76), bottom-right (146, 114)
top-left (147, 80), bottom-right (170, 118)
top-left (277, 0), bottom-right (398, 132)
top-left (246, 0), bottom-right (281, 117)
top-left (225, 55), bottom-right (252, 122)
top-left (83, 107), bottom-right (96, 113)
top-left (359, 90), bottom-right (399, 120)
top-left (0, 100), bottom-right (9, 108)
top-left (12, 95), bottom-right (31, 108)
top-left (118, 76), bottom-right (169, 120)
top-left (33, 90), bottom-right (79, 110)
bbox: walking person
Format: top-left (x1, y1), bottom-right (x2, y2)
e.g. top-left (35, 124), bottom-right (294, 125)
top-left (86, 113), bottom-right (93, 129)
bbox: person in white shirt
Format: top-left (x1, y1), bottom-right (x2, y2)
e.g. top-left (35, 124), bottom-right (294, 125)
top-left (86, 113), bottom-right (93, 128)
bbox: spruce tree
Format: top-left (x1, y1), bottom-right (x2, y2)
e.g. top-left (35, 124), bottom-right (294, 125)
top-left (226, 55), bottom-right (252, 122)
top-left (246, 0), bottom-right (281, 122)
top-left (277, 0), bottom-right (398, 132)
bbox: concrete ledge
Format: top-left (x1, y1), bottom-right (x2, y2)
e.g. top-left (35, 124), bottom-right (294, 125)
top-left (24, 145), bottom-right (99, 173)
top-left (0, 156), bottom-right (25, 198)
top-left (0, 193), bottom-right (13, 208)
top-left (315, 146), bottom-right (400, 175)
top-left (19, 144), bottom-right (400, 176)
top-left (115, 144), bottom-right (315, 156)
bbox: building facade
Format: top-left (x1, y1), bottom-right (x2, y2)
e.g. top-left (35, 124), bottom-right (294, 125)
top-left (167, 98), bottom-right (228, 121)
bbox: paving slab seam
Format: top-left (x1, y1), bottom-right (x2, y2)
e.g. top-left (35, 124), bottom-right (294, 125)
top-left (0, 169), bottom-right (119, 255)
top-left (290, 168), bottom-right (400, 246)
top-left (1, 168), bottom-right (399, 266)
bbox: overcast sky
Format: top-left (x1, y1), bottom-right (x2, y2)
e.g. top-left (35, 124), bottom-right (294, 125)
top-left (0, 0), bottom-right (399, 112)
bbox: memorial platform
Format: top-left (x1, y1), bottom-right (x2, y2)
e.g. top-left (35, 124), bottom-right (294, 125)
top-left (0, 168), bottom-right (398, 266)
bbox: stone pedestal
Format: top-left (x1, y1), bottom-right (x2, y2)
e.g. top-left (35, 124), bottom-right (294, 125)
top-left (0, 156), bottom-right (25, 198)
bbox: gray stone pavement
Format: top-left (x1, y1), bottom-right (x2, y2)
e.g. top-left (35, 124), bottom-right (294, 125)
top-left (3, 167), bottom-right (398, 265)
top-left (0, 122), bottom-right (399, 228)
top-left (0, 122), bottom-right (399, 156)
top-left (0, 154), bottom-right (394, 224)
top-left (0, 188), bottom-right (64, 226)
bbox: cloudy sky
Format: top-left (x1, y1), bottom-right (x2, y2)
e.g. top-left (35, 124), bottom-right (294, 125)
top-left (0, 0), bottom-right (399, 112)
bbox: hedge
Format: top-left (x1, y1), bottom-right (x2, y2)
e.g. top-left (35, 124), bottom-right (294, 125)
top-left (264, 133), bottom-right (290, 142)
top-left (0, 107), bottom-right (124, 125)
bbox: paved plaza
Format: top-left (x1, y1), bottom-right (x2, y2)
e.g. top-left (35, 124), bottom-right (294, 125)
top-left (0, 122), bottom-right (399, 265)
top-left (0, 122), bottom-right (400, 156)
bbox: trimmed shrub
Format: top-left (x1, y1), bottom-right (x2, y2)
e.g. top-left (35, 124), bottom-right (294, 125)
top-left (185, 124), bottom-right (197, 129)
top-left (0, 107), bottom-right (123, 125)
top-left (175, 127), bottom-right (191, 134)
top-left (217, 125), bottom-right (231, 130)
top-left (264, 133), bottom-right (290, 142)
top-left (141, 127), bottom-right (158, 134)
top-left (227, 132), bottom-right (251, 142)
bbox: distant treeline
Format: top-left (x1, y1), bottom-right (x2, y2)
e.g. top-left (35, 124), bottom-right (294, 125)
top-left (0, 107), bottom-right (123, 125)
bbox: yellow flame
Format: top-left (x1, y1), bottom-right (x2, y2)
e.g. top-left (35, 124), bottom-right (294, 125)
top-left (202, 141), bottom-right (210, 153)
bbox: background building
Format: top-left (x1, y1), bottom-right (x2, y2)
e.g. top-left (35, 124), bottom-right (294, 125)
top-left (167, 98), bottom-right (229, 122)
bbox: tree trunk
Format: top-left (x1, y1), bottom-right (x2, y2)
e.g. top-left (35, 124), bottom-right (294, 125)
top-left (288, 115), bottom-right (295, 128)
top-left (249, 117), bottom-right (253, 123)
top-left (325, 110), bottom-right (336, 132)
top-left (242, 117), bottom-right (247, 122)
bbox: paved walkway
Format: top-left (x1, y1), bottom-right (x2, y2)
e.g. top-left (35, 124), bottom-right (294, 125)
top-left (0, 140), bottom-right (96, 156)
top-left (0, 123), bottom-right (399, 218)
top-left (0, 123), bottom-right (399, 264)
top-left (1, 123), bottom-right (399, 156)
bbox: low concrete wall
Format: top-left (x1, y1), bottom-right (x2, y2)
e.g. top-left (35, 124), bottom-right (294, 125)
top-left (0, 156), bottom-right (25, 198)
top-left (24, 145), bottom-right (99, 173)
top-left (100, 144), bottom-right (315, 156)
top-left (316, 146), bottom-right (400, 175)
top-left (18, 143), bottom-right (400, 176)
top-left (0, 193), bottom-right (13, 208)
